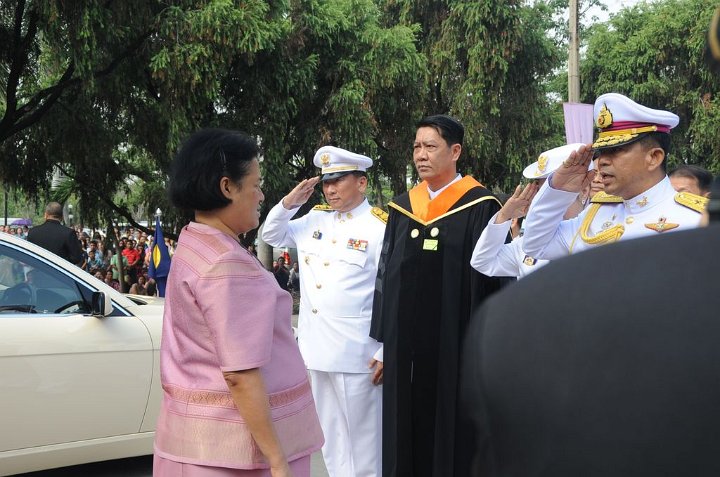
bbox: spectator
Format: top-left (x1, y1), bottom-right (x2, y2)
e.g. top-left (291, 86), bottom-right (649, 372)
top-left (129, 275), bottom-right (148, 295)
top-left (273, 256), bottom-right (290, 291)
top-left (27, 202), bottom-right (84, 266)
top-left (669, 164), bottom-right (713, 197)
top-left (103, 270), bottom-right (120, 291)
top-left (288, 261), bottom-right (300, 292)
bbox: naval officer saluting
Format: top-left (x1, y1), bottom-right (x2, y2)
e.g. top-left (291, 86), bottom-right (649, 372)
top-left (262, 146), bottom-right (386, 477)
top-left (522, 93), bottom-right (707, 259)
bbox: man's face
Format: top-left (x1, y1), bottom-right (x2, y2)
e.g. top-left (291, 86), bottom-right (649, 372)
top-left (322, 174), bottom-right (367, 213)
top-left (670, 175), bottom-right (704, 196)
top-left (413, 126), bottom-right (461, 189)
top-left (596, 141), bottom-right (661, 199)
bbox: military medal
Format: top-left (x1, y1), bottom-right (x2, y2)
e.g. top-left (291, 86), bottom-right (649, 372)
top-left (313, 229), bottom-right (322, 240)
top-left (347, 238), bottom-right (368, 251)
top-left (644, 216), bottom-right (679, 233)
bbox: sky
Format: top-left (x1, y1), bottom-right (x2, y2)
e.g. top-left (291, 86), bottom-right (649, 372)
top-left (586, 0), bottom-right (645, 24)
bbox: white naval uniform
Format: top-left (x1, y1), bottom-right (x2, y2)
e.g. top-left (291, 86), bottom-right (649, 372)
top-left (470, 212), bottom-right (548, 279)
top-left (262, 198), bottom-right (384, 477)
top-left (522, 176), bottom-right (704, 260)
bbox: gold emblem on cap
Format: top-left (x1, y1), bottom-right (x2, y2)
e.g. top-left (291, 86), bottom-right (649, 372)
top-left (596, 103), bottom-right (613, 129)
top-left (320, 153), bottom-right (331, 166)
top-left (537, 154), bottom-right (548, 174)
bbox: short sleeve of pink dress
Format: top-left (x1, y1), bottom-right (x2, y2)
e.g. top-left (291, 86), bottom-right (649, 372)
top-left (154, 222), bottom-right (323, 471)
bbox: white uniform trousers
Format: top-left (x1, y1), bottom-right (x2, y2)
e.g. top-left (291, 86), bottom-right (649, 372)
top-left (309, 370), bottom-right (382, 477)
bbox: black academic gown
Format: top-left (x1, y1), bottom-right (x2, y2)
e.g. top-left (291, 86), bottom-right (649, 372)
top-left (370, 182), bottom-right (510, 477)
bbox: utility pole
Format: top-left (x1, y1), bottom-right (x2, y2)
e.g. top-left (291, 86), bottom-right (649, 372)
top-left (568, 0), bottom-right (580, 102)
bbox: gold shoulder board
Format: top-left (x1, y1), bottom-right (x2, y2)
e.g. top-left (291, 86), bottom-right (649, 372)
top-left (590, 191), bottom-right (624, 204)
top-left (312, 204), bottom-right (333, 211)
top-left (371, 207), bottom-right (388, 224)
top-left (675, 192), bottom-right (708, 213)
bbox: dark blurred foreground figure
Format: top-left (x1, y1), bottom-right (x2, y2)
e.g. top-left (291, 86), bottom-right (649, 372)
top-left (27, 202), bottom-right (83, 266)
top-left (462, 178), bottom-right (720, 476)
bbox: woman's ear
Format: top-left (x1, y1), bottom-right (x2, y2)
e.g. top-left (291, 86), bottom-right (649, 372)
top-left (219, 177), bottom-right (233, 199)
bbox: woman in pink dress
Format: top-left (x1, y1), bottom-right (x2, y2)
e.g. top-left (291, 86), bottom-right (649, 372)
top-left (154, 129), bottom-right (323, 477)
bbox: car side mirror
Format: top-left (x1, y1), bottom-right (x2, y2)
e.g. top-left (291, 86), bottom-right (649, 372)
top-left (91, 291), bottom-right (112, 317)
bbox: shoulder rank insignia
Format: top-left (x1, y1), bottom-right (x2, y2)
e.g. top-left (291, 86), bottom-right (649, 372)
top-left (645, 216), bottom-right (679, 233)
top-left (590, 191), bottom-right (624, 204)
top-left (675, 192), bottom-right (708, 213)
top-left (522, 255), bottom-right (537, 266)
top-left (371, 207), bottom-right (388, 224)
top-left (312, 204), bottom-right (334, 212)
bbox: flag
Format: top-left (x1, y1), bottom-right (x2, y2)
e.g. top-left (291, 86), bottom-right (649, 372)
top-left (148, 217), bottom-right (171, 297)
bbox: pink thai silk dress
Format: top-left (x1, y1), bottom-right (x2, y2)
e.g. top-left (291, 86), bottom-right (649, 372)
top-left (154, 222), bottom-right (323, 476)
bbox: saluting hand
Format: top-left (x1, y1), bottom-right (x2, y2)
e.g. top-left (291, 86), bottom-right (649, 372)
top-left (550, 144), bottom-right (594, 193)
top-left (281, 177), bottom-right (321, 210)
top-left (495, 182), bottom-right (539, 224)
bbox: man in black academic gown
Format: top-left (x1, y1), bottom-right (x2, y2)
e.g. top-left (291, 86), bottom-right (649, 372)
top-left (462, 173), bottom-right (720, 476)
top-left (370, 115), bottom-right (509, 477)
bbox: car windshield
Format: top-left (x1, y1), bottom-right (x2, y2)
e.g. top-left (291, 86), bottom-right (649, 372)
top-left (0, 244), bottom-right (91, 315)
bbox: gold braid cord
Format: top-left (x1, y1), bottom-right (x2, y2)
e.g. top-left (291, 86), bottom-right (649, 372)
top-left (578, 203), bottom-right (625, 245)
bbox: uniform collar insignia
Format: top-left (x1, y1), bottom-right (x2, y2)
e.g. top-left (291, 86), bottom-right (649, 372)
top-left (636, 196), bottom-right (649, 207)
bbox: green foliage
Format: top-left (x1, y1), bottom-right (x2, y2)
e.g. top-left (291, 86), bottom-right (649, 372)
top-left (582, 0), bottom-right (720, 172)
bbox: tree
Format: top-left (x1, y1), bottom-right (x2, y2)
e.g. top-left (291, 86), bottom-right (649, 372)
top-left (581, 0), bottom-right (720, 173)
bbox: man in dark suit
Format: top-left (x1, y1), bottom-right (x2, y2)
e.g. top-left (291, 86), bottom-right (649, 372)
top-left (27, 202), bottom-right (83, 266)
top-left (461, 178), bottom-right (720, 476)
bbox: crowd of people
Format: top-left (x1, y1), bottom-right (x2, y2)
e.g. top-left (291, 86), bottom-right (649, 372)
top-left (5, 208), bottom-right (175, 296)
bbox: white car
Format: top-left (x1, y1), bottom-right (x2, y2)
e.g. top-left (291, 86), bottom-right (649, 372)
top-left (0, 232), bottom-right (163, 476)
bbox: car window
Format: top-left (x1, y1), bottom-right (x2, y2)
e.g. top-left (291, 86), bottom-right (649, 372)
top-left (0, 244), bottom-right (91, 315)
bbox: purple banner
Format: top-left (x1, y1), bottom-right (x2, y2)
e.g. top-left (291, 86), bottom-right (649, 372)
top-left (563, 102), bottom-right (594, 144)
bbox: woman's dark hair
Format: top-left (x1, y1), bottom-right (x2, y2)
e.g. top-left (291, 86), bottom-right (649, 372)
top-left (169, 128), bottom-right (260, 211)
top-left (416, 114), bottom-right (465, 147)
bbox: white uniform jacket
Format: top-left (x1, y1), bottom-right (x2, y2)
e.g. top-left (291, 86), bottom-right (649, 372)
top-left (470, 212), bottom-right (548, 279)
top-left (262, 199), bottom-right (385, 373)
top-left (522, 176), bottom-right (705, 260)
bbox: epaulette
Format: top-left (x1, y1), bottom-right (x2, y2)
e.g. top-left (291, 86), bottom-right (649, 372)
top-left (371, 207), bottom-right (388, 224)
top-left (675, 192), bottom-right (708, 213)
top-left (590, 191), bottom-right (624, 204)
top-left (312, 204), bottom-right (334, 212)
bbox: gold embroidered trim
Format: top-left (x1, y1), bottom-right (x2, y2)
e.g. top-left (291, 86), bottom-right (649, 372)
top-left (321, 165), bottom-right (358, 173)
top-left (675, 192), bottom-right (708, 213)
top-left (163, 379), bottom-right (312, 409)
top-left (578, 203), bottom-right (625, 246)
top-left (597, 125), bottom-right (657, 138)
top-left (388, 195), bottom-right (501, 226)
top-left (371, 207), bottom-right (388, 224)
top-left (312, 204), bottom-right (333, 211)
top-left (590, 191), bottom-right (624, 204)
